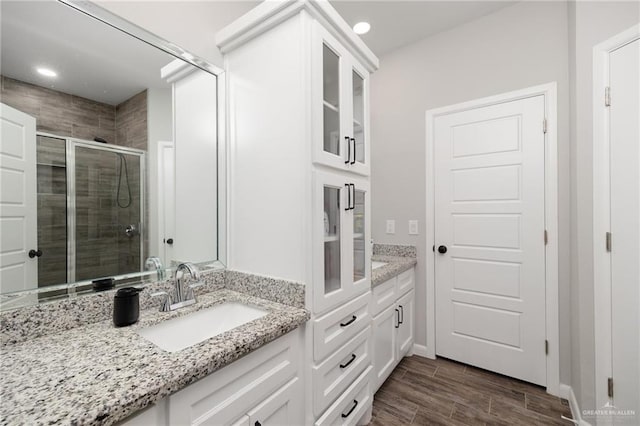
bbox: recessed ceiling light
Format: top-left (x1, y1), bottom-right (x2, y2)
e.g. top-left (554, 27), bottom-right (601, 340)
top-left (36, 67), bottom-right (57, 78)
top-left (353, 22), bottom-right (371, 35)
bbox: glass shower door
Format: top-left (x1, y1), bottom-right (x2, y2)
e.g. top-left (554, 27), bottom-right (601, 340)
top-left (71, 142), bottom-right (144, 282)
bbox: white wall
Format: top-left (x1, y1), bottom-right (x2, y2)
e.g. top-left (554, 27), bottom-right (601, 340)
top-left (95, 1), bottom-right (257, 66)
top-left (568, 1), bottom-right (640, 415)
top-left (369, 0), bottom-right (572, 382)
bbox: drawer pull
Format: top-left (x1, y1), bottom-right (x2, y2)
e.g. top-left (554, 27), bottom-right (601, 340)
top-left (340, 315), bottom-right (357, 327)
top-left (341, 399), bottom-right (358, 418)
top-left (340, 354), bottom-right (356, 369)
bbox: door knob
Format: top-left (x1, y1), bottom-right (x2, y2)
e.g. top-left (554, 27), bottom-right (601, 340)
top-left (437, 245), bottom-right (447, 254)
top-left (28, 249), bottom-right (43, 258)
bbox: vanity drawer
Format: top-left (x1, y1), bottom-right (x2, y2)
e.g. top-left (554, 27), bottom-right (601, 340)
top-left (315, 366), bottom-right (373, 426)
top-left (397, 268), bottom-right (415, 296)
top-left (313, 292), bottom-right (370, 362)
top-left (371, 277), bottom-right (397, 316)
top-left (168, 330), bottom-right (299, 425)
top-left (312, 326), bottom-right (372, 416)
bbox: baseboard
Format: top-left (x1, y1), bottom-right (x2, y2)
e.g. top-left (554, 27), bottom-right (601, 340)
top-left (559, 384), bottom-right (592, 426)
top-left (412, 344), bottom-right (434, 359)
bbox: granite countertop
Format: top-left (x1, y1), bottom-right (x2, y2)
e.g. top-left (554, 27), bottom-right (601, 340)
top-left (0, 289), bottom-right (310, 426)
top-left (371, 255), bottom-right (417, 288)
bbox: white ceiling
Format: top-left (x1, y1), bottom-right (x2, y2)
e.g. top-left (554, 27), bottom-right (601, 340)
top-left (331, 1), bottom-right (517, 56)
top-left (0, 1), bottom-right (517, 106)
top-left (0, 0), bottom-right (176, 105)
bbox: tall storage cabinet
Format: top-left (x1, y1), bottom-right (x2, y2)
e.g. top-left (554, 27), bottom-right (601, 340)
top-left (217, 1), bottom-right (378, 424)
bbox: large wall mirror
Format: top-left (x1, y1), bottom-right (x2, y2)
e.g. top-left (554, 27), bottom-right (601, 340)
top-left (0, 0), bottom-right (224, 309)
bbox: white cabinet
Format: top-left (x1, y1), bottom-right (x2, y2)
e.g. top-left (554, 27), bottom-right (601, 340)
top-left (119, 330), bottom-right (303, 426)
top-left (312, 326), bottom-right (372, 416)
top-left (371, 268), bottom-right (415, 391)
top-left (372, 304), bottom-right (397, 388)
top-left (247, 378), bottom-right (300, 426)
top-left (313, 22), bottom-right (371, 177)
top-left (314, 170), bottom-right (371, 314)
top-left (315, 367), bottom-right (373, 426)
top-left (397, 290), bottom-right (415, 359)
top-left (217, 1), bottom-right (378, 423)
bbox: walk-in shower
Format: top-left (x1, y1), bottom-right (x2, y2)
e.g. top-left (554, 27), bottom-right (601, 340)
top-left (36, 133), bottom-right (145, 287)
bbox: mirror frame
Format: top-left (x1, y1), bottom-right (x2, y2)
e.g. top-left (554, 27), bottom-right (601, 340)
top-left (0, 0), bottom-right (227, 310)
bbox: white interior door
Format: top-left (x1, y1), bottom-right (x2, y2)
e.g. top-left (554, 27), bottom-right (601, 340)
top-left (0, 103), bottom-right (37, 293)
top-left (434, 95), bottom-right (547, 386)
top-left (157, 141), bottom-right (175, 265)
top-left (609, 37), bottom-right (639, 417)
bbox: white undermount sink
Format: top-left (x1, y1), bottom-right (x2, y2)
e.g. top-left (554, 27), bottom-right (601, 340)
top-left (372, 261), bottom-right (388, 270)
top-left (137, 302), bottom-right (268, 353)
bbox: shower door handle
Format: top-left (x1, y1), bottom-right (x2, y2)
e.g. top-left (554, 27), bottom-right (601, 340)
top-left (125, 224), bottom-right (138, 238)
top-left (28, 249), bottom-right (43, 258)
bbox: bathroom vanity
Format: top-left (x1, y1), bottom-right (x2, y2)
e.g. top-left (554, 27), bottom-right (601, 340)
top-left (370, 256), bottom-right (417, 391)
top-left (0, 272), bottom-right (309, 425)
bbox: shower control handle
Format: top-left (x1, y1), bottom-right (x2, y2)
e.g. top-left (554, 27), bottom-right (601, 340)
top-left (28, 249), bottom-right (43, 258)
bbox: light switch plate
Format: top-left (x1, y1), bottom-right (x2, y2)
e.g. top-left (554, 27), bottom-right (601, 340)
top-left (386, 220), bottom-right (395, 234)
top-left (409, 220), bottom-right (418, 235)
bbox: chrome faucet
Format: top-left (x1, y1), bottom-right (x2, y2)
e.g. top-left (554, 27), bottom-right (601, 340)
top-left (175, 262), bottom-right (201, 303)
top-left (151, 262), bottom-right (204, 312)
top-left (144, 256), bottom-right (165, 281)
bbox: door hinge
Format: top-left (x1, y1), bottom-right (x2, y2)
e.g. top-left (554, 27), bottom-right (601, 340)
top-left (608, 377), bottom-right (614, 398)
top-left (544, 230), bottom-right (548, 245)
top-left (543, 118), bottom-right (548, 134)
top-left (606, 232), bottom-right (612, 252)
top-left (605, 87), bottom-right (611, 107)
top-left (545, 340), bottom-right (549, 355)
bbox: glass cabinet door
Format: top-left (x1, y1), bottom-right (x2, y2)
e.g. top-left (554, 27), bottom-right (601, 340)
top-left (322, 43), bottom-right (341, 159)
top-left (313, 22), bottom-right (370, 176)
top-left (352, 69), bottom-right (365, 166)
top-left (352, 187), bottom-right (366, 284)
top-left (315, 172), bottom-right (370, 314)
top-left (323, 184), bottom-right (342, 295)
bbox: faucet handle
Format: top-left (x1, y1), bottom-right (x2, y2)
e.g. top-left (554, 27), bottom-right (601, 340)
top-left (186, 282), bottom-right (204, 302)
top-left (151, 291), bottom-right (172, 312)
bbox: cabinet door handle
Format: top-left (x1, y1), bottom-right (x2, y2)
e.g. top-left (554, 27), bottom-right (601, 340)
top-left (345, 184), bottom-right (351, 211)
top-left (399, 305), bottom-right (404, 324)
top-left (350, 184), bottom-right (355, 210)
top-left (395, 309), bottom-right (400, 328)
top-left (341, 399), bottom-right (358, 418)
top-left (340, 315), bottom-right (357, 327)
top-left (344, 136), bottom-right (351, 164)
top-left (350, 137), bottom-right (356, 165)
top-left (340, 353), bottom-right (356, 369)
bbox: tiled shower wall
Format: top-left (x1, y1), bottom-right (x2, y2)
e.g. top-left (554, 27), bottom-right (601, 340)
top-left (115, 90), bottom-right (147, 150)
top-left (1, 75), bottom-right (149, 286)
top-left (1, 75), bottom-right (116, 141)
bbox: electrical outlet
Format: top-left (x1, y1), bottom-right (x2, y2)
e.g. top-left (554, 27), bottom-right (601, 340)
top-left (409, 220), bottom-right (418, 235)
top-left (386, 220), bottom-right (395, 234)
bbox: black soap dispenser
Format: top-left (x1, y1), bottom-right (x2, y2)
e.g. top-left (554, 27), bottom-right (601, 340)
top-left (113, 287), bottom-right (142, 327)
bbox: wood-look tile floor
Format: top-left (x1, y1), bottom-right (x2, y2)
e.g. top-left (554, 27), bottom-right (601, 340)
top-left (369, 356), bottom-right (573, 426)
